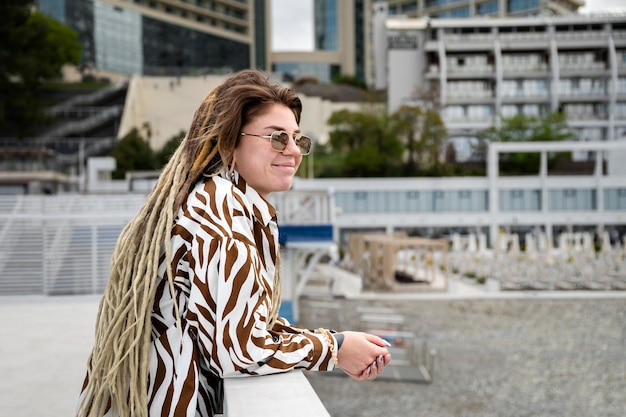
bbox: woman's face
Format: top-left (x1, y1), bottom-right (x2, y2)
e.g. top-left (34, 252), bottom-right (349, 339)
top-left (233, 103), bottom-right (303, 198)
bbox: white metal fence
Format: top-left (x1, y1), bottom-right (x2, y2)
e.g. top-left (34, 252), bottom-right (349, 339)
top-left (0, 191), bottom-right (335, 296)
top-left (0, 194), bottom-right (146, 295)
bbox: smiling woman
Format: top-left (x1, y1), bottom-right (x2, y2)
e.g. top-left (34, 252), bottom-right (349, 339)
top-left (234, 104), bottom-right (304, 197)
top-left (75, 69), bottom-right (392, 417)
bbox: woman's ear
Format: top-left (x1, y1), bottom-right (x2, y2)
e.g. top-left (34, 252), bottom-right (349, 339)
top-left (227, 156), bottom-right (238, 183)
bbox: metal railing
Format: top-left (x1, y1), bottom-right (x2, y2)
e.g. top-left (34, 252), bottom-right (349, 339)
top-left (0, 194), bottom-right (145, 295)
top-left (0, 190), bottom-right (336, 295)
top-left (45, 81), bottom-right (128, 117)
top-left (36, 106), bottom-right (123, 140)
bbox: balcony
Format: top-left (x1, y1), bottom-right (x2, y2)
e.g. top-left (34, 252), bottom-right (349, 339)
top-left (443, 33), bottom-right (494, 51)
top-left (498, 32), bottom-right (551, 51)
top-left (555, 30), bottom-right (610, 49)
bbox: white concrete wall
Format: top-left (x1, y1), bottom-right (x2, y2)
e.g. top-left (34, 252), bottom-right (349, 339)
top-left (387, 48), bottom-right (421, 113)
top-left (299, 96), bottom-right (364, 146)
top-left (118, 74), bottom-right (366, 150)
top-left (608, 150), bottom-right (626, 176)
top-left (118, 75), bottom-right (230, 150)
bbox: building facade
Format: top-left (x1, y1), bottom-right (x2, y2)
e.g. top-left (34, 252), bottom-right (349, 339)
top-left (272, 0), bottom-right (356, 83)
top-left (272, 0), bottom-right (376, 84)
top-left (291, 140), bottom-right (626, 247)
top-left (37, 0), bottom-right (269, 76)
top-left (314, 0), bottom-right (339, 51)
top-left (272, 0), bottom-right (582, 86)
top-left (381, 13), bottom-right (626, 148)
top-left (384, 0), bottom-right (582, 18)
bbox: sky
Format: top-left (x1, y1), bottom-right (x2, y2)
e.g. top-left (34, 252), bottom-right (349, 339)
top-left (270, 0), bottom-right (626, 52)
top-left (271, 0), bottom-right (314, 51)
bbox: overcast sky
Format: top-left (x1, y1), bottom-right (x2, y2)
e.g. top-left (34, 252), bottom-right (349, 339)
top-left (271, 0), bottom-right (626, 52)
top-left (271, 0), bottom-right (314, 51)
top-left (580, 0), bottom-right (626, 13)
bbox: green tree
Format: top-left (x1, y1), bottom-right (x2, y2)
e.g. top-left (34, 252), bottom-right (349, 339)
top-left (156, 130), bottom-right (185, 168)
top-left (322, 108), bottom-right (403, 177)
top-left (390, 105), bottom-right (448, 176)
top-left (480, 112), bottom-right (575, 175)
top-left (420, 108), bottom-right (448, 175)
top-left (0, 3), bottom-right (82, 136)
top-left (111, 128), bottom-right (156, 179)
top-left (391, 105), bottom-right (422, 175)
top-left (331, 74), bottom-right (367, 90)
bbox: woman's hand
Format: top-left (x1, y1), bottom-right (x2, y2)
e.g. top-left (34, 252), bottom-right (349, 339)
top-left (336, 331), bottom-right (392, 381)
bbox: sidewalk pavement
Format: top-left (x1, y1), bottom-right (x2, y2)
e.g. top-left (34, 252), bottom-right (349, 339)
top-left (0, 295), bottom-right (100, 417)
top-left (2, 285), bottom-right (623, 417)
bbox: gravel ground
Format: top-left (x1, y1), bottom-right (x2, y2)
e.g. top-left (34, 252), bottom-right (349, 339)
top-left (298, 295), bottom-right (626, 417)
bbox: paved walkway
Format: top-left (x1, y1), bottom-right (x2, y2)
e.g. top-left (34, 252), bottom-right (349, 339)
top-left (0, 295), bottom-right (100, 417)
top-left (1, 283), bottom-right (624, 417)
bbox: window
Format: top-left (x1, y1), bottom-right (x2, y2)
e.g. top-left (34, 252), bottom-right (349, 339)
top-left (508, 0), bottom-right (539, 13)
top-left (450, 6), bottom-right (469, 18)
top-left (477, 0), bottom-right (498, 15)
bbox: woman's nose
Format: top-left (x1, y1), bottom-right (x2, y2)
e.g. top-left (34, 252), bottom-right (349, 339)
top-left (282, 135), bottom-right (301, 155)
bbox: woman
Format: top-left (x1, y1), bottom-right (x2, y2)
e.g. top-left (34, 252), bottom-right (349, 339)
top-left (77, 69), bottom-right (391, 417)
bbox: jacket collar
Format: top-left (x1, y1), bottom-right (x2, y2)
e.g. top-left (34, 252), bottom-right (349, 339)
top-left (219, 170), bottom-right (277, 226)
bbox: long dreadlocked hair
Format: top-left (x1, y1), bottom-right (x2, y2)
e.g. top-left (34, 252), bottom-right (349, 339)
top-left (77, 69), bottom-right (303, 417)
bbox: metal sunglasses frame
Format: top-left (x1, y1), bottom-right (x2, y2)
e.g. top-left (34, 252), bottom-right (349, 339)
top-left (240, 130), bottom-right (312, 155)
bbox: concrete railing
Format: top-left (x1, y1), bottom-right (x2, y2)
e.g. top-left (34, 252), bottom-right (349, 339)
top-left (223, 371), bottom-right (330, 417)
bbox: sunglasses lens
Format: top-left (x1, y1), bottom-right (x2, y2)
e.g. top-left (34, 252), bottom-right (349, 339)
top-left (295, 135), bottom-right (312, 155)
top-left (270, 131), bottom-right (289, 151)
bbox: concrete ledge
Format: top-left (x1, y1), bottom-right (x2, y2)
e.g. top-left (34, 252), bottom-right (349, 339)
top-left (223, 371), bottom-right (330, 417)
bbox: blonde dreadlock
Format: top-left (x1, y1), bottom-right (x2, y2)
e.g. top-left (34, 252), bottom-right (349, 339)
top-left (77, 69), bottom-right (303, 417)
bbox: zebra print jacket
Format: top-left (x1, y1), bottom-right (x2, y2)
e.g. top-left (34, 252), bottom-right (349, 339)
top-left (146, 171), bottom-right (337, 417)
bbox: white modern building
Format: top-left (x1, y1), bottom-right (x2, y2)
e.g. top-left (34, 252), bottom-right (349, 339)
top-left (383, 0), bottom-right (583, 18)
top-left (379, 12), bottom-right (626, 146)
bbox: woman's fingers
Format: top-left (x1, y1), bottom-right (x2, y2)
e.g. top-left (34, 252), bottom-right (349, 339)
top-left (336, 331), bottom-right (392, 380)
top-left (352, 354), bottom-right (391, 381)
top-left (363, 333), bottom-right (392, 348)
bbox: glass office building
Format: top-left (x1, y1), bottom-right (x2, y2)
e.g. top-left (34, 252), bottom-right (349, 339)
top-left (38, 0), bottom-right (266, 76)
top-left (273, 0), bottom-right (345, 83)
top-left (314, 0), bottom-right (339, 51)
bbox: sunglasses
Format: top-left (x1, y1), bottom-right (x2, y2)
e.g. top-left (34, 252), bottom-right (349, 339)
top-left (240, 131), bottom-right (312, 155)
